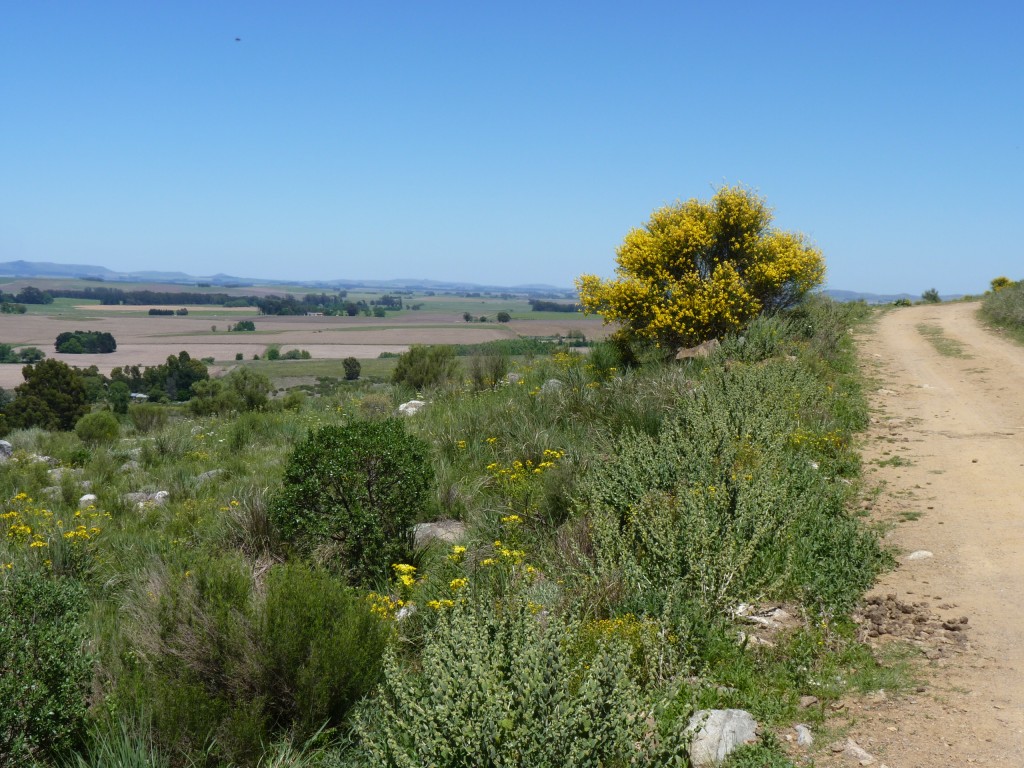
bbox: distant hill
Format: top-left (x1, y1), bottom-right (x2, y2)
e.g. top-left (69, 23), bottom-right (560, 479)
top-left (0, 260), bottom-right (575, 296)
top-left (0, 260), bottom-right (958, 302)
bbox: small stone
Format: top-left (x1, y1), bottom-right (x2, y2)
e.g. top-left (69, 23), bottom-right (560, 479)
top-left (78, 493), bottom-right (98, 508)
top-left (795, 724), bottom-right (813, 747)
top-left (843, 738), bottom-right (876, 765)
top-left (906, 550), bottom-right (933, 561)
top-left (686, 709), bottom-right (758, 767)
top-left (0, 440), bottom-right (12, 459)
top-left (799, 695), bottom-right (819, 708)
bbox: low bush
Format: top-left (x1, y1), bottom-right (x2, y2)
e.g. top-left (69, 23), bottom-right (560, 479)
top-left (124, 558), bottom-right (385, 765)
top-left (980, 279), bottom-right (1024, 339)
top-left (0, 570), bottom-right (92, 766)
top-left (270, 419), bottom-right (433, 585)
top-left (355, 594), bottom-right (686, 767)
top-left (128, 402), bottom-right (168, 433)
top-left (391, 344), bottom-right (459, 391)
top-left (75, 410), bottom-right (120, 444)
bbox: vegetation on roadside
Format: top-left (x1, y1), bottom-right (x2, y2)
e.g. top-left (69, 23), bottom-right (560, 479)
top-left (979, 278), bottom-right (1024, 344)
top-left (0, 289), bottom-right (892, 767)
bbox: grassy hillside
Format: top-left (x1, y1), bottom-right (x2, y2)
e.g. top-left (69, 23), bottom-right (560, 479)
top-left (0, 297), bottom-right (898, 767)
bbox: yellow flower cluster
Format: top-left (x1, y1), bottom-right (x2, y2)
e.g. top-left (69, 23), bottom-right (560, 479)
top-left (366, 591), bottom-right (405, 619)
top-left (2, 494), bottom-right (108, 558)
top-left (576, 185), bottom-right (824, 350)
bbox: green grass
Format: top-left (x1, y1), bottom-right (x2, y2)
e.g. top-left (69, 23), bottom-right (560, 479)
top-left (916, 323), bottom-right (972, 358)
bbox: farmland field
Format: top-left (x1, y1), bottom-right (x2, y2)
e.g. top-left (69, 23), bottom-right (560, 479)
top-left (0, 280), bottom-right (607, 389)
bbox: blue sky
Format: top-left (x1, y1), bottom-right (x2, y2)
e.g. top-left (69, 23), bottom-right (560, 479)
top-left (1, 2), bottom-right (1021, 294)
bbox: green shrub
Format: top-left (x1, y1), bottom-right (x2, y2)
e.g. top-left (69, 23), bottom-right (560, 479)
top-left (75, 410), bottom-right (120, 444)
top-left (468, 353), bottom-right (509, 391)
top-left (128, 402), bottom-right (167, 433)
top-left (260, 564), bottom-right (387, 741)
top-left (122, 558), bottom-right (384, 765)
top-left (355, 595), bottom-right (685, 767)
top-left (921, 288), bottom-right (941, 303)
top-left (980, 279), bottom-right (1024, 336)
top-left (343, 356), bottom-right (361, 381)
top-left (271, 420), bottom-right (433, 585)
top-left (0, 570), bottom-right (92, 766)
top-left (578, 360), bottom-right (883, 617)
top-left (391, 344), bottom-right (459, 391)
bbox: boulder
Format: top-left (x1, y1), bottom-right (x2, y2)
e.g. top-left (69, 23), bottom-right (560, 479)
top-left (413, 520), bottom-right (467, 550)
top-left (675, 338), bottom-right (721, 361)
top-left (686, 709), bottom-right (758, 767)
top-left (79, 494), bottom-right (98, 508)
top-left (0, 440), bottom-right (12, 460)
top-left (794, 724), bottom-right (814, 747)
top-left (196, 469), bottom-right (224, 485)
top-left (125, 490), bottom-right (170, 508)
top-left (398, 400), bottom-right (426, 416)
top-left (540, 378), bottom-right (563, 394)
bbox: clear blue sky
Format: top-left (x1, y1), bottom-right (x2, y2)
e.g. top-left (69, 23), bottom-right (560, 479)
top-left (2, 2), bottom-right (1021, 294)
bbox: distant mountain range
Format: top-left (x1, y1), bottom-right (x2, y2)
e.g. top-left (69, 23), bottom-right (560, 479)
top-left (0, 259), bottom-right (949, 304)
top-left (0, 260), bottom-right (575, 298)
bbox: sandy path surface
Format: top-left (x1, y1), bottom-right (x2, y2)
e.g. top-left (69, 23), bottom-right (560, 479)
top-left (830, 302), bottom-right (1024, 766)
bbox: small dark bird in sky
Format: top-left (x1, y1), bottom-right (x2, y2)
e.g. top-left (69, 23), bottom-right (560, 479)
top-left (235, 37), bottom-right (241, 42)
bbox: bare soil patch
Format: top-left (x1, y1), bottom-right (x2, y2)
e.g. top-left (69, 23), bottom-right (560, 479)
top-left (817, 302), bottom-right (1024, 767)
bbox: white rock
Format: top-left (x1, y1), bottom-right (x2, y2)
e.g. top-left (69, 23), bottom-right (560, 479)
top-left (78, 494), bottom-right (98, 508)
top-left (843, 738), bottom-right (875, 765)
top-left (540, 378), bottom-right (563, 394)
top-left (906, 550), bottom-right (933, 561)
top-left (0, 440), bottom-right (12, 459)
top-left (398, 399), bottom-right (426, 416)
top-left (686, 709), bottom-right (758, 767)
top-left (794, 724), bottom-right (813, 747)
top-left (413, 520), bottom-right (467, 549)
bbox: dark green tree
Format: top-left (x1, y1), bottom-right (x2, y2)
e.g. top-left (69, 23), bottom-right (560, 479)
top-left (343, 357), bottom-right (361, 380)
top-left (391, 345), bottom-right (459, 391)
top-left (4, 359), bottom-right (89, 431)
top-left (270, 420), bottom-right (433, 585)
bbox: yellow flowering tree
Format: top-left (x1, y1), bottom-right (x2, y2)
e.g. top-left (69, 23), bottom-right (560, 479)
top-left (576, 185), bottom-right (825, 353)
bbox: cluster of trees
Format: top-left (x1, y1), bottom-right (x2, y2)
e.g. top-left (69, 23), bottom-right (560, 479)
top-left (528, 299), bottom-right (581, 312)
top-left (229, 320), bottom-right (256, 332)
top-left (462, 311), bottom-right (511, 323)
top-left (110, 351), bottom-right (209, 401)
top-left (253, 292), bottom-right (352, 315)
top-left (47, 287), bottom-right (254, 307)
top-left (147, 308), bottom-right (189, 316)
top-left (0, 286), bottom-right (53, 305)
top-left (0, 344), bottom-right (45, 364)
top-left (54, 331), bottom-right (117, 354)
top-left (1, 302), bottom-right (27, 314)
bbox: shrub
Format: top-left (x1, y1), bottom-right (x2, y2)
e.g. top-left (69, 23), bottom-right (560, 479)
top-left (75, 410), bottom-right (120, 444)
top-left (468, 354), bottom-right (509, 391)
top-left (354, 595), bottom-right (685, 767)
top-left (231, 321), bottom-right (256, 332)
top-left (980, 279), bottom-right (1024, 336)
top-left (391, 344), bottom-right (459, 391)
top-left (128, 403), bottom-right (167, 433)
top-left (260, 564), bottom-right (387, 741)
top-left (235, 352), bottom-right (243, 361)
top-left (496, 311), bottom-right (511, 323)
top-left (578, 360), bottom-right (884, 616)
top-left (125, 559), bottom-right (385, 763)
top-left (265, 345), bottom-right (281, 361)
top-left (990, 276), bottom-right (1014, 292)
top-left (921, 288), bottom-right (941, 303)
top-left (270, 420), bottom-right (433, 585)
top-left (343, 356), bottom-right (361, 381)
top-left (0, 570), bottom-right (92, 766)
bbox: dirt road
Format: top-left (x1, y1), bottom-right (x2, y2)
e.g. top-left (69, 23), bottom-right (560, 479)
top-left (837, 301), bottom-right (1024, 766)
